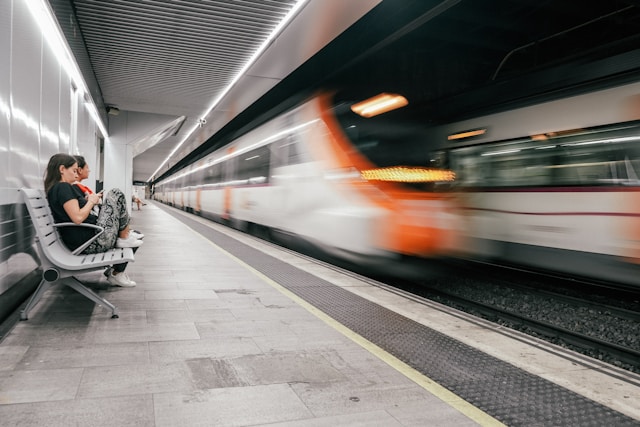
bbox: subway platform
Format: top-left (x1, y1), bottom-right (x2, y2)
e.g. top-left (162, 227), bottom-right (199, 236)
top-left (1, 202), bottom-right (639, 426)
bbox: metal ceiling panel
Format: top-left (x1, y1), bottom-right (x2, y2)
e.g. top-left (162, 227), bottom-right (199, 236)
top-left (73, 0), bottom-right (299, 117)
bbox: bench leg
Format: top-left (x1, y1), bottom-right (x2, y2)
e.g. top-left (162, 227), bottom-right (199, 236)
top-left (64, 277), bottom-right (120, 319)
top-left (20, 279), bottom-right (54, 321)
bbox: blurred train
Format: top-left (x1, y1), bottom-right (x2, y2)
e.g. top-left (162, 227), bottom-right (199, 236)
top-left (430, 81), bottom-right (640, 288)
top-left (154, 91), bottom-right (461, 272)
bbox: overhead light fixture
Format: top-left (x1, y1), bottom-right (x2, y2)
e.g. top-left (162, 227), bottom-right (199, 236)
top-left (351, 93), bottom-right (409, 118)
top-left (106, 106), bottom-right (120, 116)
top-left (448, 129), bottom-right (486, 141)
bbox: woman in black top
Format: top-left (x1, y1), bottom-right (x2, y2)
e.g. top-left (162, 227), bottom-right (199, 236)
top-left (44, 153), bottom-right (142, 287)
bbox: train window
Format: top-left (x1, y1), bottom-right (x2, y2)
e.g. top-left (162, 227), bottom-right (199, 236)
top-left (184, 166), bottom-right (202, 188)
top-left (448, 122), bottom-right (640, 188)
top-left (271, 133), bottom-right (305, 168)
top-left (558, 141), bottom-right (640, 185)
top-left (270, 111), bottom-right (308, 168)
top-left (287, 135), bottom-right (306, 165)
top-left (271, 138), bottom-right (288, 168)
top-left (333, 102), bottom-right (430, 168)
top-left (203, 162), bottom-right (222, 186)
top-left (235, 146), bottom-right (270, 185)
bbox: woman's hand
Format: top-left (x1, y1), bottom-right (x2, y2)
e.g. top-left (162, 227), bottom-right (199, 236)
top-left (88, 192), bottom-right (101, 205)
top-left (64, 192), bottom-right (102, 224)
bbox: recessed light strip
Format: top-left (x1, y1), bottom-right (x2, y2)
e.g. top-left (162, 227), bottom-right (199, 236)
top-left (148, 0), bottom-right (311, 182)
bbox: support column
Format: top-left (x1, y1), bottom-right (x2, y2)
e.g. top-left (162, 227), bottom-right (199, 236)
top-left (105, 110), bottom-right (184, 213)
top-left (105, 110), bottom-right (135, 213)
top-left (103, 137), bottom-right (133, 213)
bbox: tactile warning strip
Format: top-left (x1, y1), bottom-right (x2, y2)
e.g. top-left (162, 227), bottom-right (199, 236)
top-left (165, 208), bottom-right (638, 426)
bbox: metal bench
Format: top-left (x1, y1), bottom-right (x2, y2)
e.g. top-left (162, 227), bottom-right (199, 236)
top-left (20, 188), bottom-right (135, 320)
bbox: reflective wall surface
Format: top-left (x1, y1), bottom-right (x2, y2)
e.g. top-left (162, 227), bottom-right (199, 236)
top-left (0, 0), bottom-right (99, 314)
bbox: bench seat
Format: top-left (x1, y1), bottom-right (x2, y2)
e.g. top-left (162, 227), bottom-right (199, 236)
top-left (20, 188), bottom-right (135, 320)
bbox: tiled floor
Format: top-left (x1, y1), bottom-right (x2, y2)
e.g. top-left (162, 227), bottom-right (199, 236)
top-left (0, 203), bottom-right (483, 427)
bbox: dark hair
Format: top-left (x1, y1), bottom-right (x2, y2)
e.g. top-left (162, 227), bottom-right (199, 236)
top-left (44, 153), bottom-right (77, 193)
top-left (75, 155), bottom-right (87, 168)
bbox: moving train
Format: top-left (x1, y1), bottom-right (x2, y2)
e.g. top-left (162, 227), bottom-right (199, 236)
top-left (154, 91), bottom-right (462, 272)
top-left (430, 81), bottom-right (640, 288)
top-left (155, 81), bottom-right (640, 288)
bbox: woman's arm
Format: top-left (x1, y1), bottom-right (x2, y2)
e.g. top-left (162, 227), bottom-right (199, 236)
top-left (62, 192), bottom-right (101, 224)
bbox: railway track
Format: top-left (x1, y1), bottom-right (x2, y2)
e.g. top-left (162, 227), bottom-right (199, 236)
top-left (397, 261), bottom-right (640, 373)
top-left (417, 284), bottom-right (640, 371)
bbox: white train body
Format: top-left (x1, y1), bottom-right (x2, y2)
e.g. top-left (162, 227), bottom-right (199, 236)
top-left (155, 93), bottom-right (461, 265)
top-left (432, 81), bottom-right (640, 286)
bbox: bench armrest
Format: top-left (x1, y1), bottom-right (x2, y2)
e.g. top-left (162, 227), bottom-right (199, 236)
top-left (53, 222), bottom-right (105, 255)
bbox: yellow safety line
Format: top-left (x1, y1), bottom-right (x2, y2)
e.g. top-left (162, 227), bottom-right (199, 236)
top-left (191, 226), bottom-right (506, 427)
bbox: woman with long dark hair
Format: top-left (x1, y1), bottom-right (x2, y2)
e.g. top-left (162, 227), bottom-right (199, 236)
top-left (44, 153), bottom-right (142, 287)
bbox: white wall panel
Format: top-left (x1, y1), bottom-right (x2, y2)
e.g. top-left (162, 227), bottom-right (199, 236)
top-left (0, 0), bottom-right (12, 190)
top-left (104, 140), bottom-right (128, 195)
top-left (58, 80), bottom-right (71, 153)
top-left (77, 102), bottom-right (97, 188)
top-left (77, 102), bottom-right (93, 152)
top-left (38, 38), bottom-right (62, 186)
top-left (10, 0), bottom-right (42, 189)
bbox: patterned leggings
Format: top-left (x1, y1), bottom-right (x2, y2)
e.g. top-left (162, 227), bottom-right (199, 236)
top-left (82, 188), bottom-right (133, 272)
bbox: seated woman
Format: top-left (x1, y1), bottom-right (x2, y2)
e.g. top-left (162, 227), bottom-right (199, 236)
top-left (44, 153), bottom-right (142, 287)
top-left (73, 156), bottom-right (95, 196)
top-left (74, 155), bottom-right (143, 239)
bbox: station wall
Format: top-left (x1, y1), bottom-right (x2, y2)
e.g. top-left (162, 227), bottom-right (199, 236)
top-left (0, 0), bottom-right (101, 324)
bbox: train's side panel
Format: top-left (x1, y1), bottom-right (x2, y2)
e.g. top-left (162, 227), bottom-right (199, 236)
top-left (436, 81), bottom-right (640, 286)
top-left (456, 191), bottom-right (640, 257)
top-left (196, 188), bottom-right (225, 220)
top-left (453, 190), bottom-right (640, 286)
top-left (624, 191), bottom-right (640, 263)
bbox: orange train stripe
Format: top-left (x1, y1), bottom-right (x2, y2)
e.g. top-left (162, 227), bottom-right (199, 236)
top-left (315, 92), bottom-right (455, 256)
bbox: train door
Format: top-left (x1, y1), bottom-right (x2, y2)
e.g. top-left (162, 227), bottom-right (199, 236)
top-left (269, 136), bottom-right (289, 230)
top-left (223, 147), bottom-right (236, 220)
top-left (268, 114), bottom-right (306, 231)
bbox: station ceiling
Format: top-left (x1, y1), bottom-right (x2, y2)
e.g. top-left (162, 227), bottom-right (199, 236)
top-left (53, 0), bottom-right (640, 184)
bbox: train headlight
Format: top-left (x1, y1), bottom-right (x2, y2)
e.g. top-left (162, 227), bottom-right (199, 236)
top-left (360, 166), bottom-right (455, 183)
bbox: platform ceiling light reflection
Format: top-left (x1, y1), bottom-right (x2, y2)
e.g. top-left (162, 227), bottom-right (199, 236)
top-left (24, 0), bottom-right (109, 139)
top-left (481, 148), bottom-right (521, 157)
top-left (351, 93), bottom-right (409, 118)
top-left (149, 0), bottom-right (311, 182)
top-left (361, 167), bottom-right (455, 183)
top-left (448, 129), bottom-right (486, 141)
top-left (563, 136), bottom-right (640, 147)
